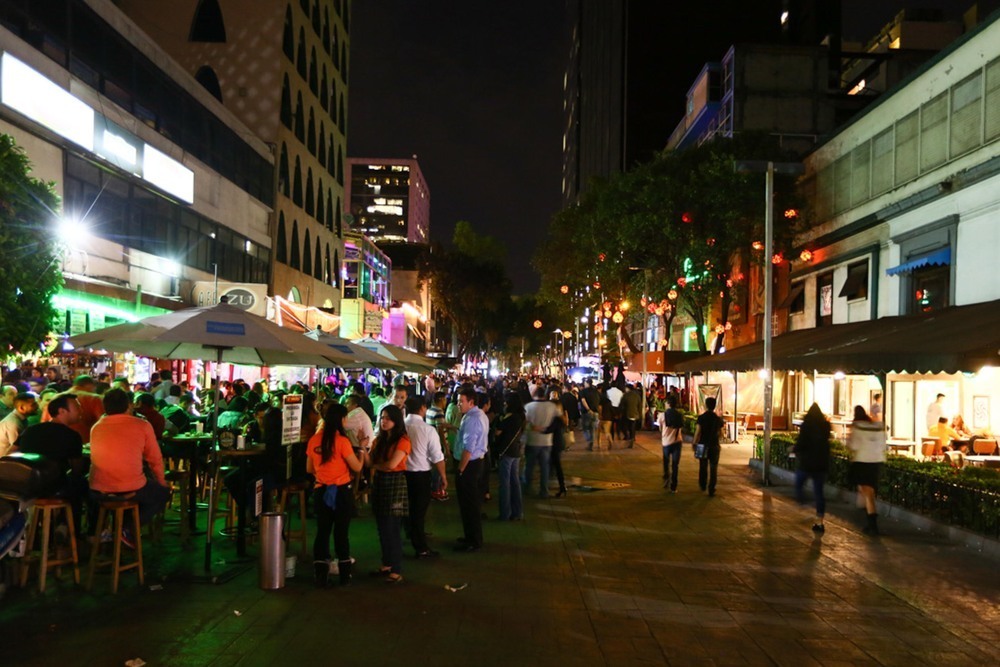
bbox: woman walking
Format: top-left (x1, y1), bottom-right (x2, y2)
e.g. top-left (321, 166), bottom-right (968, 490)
top-left (846, 405), bottom-right (887, 535)
top-left (306, 403), bottom-right (367, 587)
top-left (794, 403), bottom-right (831, 533)
top-left (495, 394), bottom-right (527, 521)
top-left (369, 404), bottom-right (411, 583)
top-left (548, 390), bottom-right (569, 497)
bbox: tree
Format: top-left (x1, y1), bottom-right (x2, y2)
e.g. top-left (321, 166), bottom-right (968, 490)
top-left (535, 133), bottom-right (804, 353)
top-left (419, 221), bottom-right (513, 360)
top-left (0, 134), bottom-right (63, 358)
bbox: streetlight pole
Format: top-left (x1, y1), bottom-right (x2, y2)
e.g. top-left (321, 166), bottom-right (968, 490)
top-left (735, 160), bottom-right (803, 486)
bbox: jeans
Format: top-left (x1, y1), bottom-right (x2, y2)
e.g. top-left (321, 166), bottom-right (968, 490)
top-left (497, 456), bottom-right (522, 520)
top-left (795, 469), bottom-right (826, 516)
top-left (312, 483), bottom-right (354, 562)
top-left (523, 445), bottom-right (551, 497)
top-left (581, 412), bottom-right (597, 447)
top-left (697, 444), bottom-right (721, 494)
top-left (662, 443), bottom-right (681, 491)
top-left (89, 478), bottom-right (170, 527)
top-left (374, 513), bottom-right (404, 574)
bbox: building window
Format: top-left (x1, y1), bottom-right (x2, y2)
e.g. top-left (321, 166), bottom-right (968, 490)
top-left (194, 65), bottom-right (223, 103)
top-left (912, 265), bottom-right (949, 313)
top-left (294, 93), bottom-right (305, 143)
top-left (316, 178), bottom-right (325, 222)
top-left (280, 75), bottom-right (292, 128)
top-left (189, 0), bottom-right (227, 42)
top-left (314, 238), bottom-right (322, 280)
top-left (334, 197), bottom-right (341, 236)
top-left (278, 144), bottom-right (290, 196)
top-left (283, 6), bottom-right (294, 60)
top-left (290, 220), bottom-right (301, 270)
top-left (320, 68), bottom-right (329, 112)
top-left (816, 272), bottom-right (833, 326)
top-left (293, 157), bottom-right (303, 206)
top-left (297, 27), bottom-right (307, 79)
top-left (318, 122), bottom-right (327, 166)
top-left (323, 8), bottom-right (332, 56)
top-left (307, 109), bottom-right (316, 153)
top-left (839, 261), bottom-right (868, 301)
top-left (303, 230), bottom-right (312, 276)
top-left (276, 214), bottom-right (287, 264)
top-left (305, 168), bottom-right (315, 215)
top-left (332, 249), bottom-right (340, 287)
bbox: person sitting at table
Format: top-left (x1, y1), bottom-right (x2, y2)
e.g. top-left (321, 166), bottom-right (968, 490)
top-left (950, 415), bottom-right (973, 439)
top-left (928, 417), bottom-right (963, 454)
top-left (224, 406), bottom-right (286, 514)
top-left (89, 389), bottom-right (170, 539)
top-left (133, 392), bottom-right (167, 439)
top-left (160, 399), bottom-right (192, 435)
top-left (13, 392), bottom-right (89, 535)
top-left (215, 396), bottom-right (249, 432)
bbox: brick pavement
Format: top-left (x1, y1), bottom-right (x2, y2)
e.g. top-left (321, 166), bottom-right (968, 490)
top-left (1, 429), bottom-right (998, 666)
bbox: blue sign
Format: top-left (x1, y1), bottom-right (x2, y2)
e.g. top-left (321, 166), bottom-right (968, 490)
top-left (206, 321), bottom-right (245, 336)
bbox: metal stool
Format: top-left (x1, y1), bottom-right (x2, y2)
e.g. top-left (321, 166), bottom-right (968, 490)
top-left (87, 495), bottom-right (144, 594)
top-left (19, 498), bottom-right (80, 592)
top-left (277, 481), bottom-right (310, 557)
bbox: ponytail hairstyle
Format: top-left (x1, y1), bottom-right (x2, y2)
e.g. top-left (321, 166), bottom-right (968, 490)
top-left (318, 402), bottom-right (349, 464)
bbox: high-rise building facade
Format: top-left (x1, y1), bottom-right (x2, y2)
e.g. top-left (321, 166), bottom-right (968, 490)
top-left (118, 0), bottom-right (350, 327)
top-left (0, 0), bottom-right (273, 339)
top-left (345, 157), bottom-right (429, 244)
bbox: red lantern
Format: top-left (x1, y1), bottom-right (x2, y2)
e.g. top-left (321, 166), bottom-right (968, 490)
top-left (677, 277), bottom-right (687, 288)
top-left (771, 253), bottom-right (783, 265)
top-left (681, 212), bottom-right (693, 223)
top-left (598, 253), bottom-right (606, 262)
top-left (752, 241), bottom-right (764, 251)
top-left (593, 281), bottom-right (601, 289)
top-left (799, 250), bottom-right (813, 262)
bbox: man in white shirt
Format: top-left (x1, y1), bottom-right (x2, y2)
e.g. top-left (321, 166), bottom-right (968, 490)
top-left (523, 388), bottom-right (560, 498)
top-left (403, 396), bottom-right (447, 558)
top-left (926, 393), bottom-right (946, 434)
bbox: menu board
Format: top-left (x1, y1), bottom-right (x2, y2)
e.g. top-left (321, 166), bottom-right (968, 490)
top-left (282, 394), bottom-right (303, 445)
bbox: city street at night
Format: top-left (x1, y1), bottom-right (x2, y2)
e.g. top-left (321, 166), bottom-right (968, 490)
top-left (3, 430), bottom-right (998, 666)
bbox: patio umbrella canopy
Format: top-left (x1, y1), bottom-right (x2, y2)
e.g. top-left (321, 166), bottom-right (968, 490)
top-left (351, 338), bottom-right (438, 374)
top-left (303, 329), bottom-right (405, 369)
top-left (68, 302), bottom-right (358, 367)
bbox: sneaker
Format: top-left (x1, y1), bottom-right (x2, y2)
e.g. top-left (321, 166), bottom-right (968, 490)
top-left (120, 528), bottom-right (136, 550)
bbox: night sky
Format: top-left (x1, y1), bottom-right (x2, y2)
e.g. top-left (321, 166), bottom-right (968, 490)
top-left (348, 1), bottom-right (971, 295)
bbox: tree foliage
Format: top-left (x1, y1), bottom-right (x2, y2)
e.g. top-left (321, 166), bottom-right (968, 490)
top-left (535, 133), bottom-right (805, 353)
top-left (0, 134), bottom-right (63, 358)
top-left (419, 221), bottom-right (513, 359)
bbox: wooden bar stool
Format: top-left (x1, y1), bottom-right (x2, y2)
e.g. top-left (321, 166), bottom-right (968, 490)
top-left (19, 498), bottom-right (80, 592)
top-left (278, 481), bottom-right (310, 557)
top-left (87, 495), bottom-right (144, 594)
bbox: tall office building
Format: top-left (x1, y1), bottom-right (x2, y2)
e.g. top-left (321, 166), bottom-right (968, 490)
top-left (118, 0), bottom-right (350, 327)
top-left (344, 156), bottom-right (429, 244)
top-left (562, 1), bottom-right (782, 206)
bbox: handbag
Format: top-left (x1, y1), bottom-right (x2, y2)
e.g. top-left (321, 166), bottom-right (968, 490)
top-left (693, 443), bottom-right (707, 459)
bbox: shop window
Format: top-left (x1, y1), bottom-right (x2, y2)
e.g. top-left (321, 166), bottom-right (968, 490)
top-left (839, 261), bottom-right (868, 301)
top-left (189, 0), bottom-right (226, 42)
top-left (194, 65), bottom-right (223, 102)
top-left (816, 272), bottom-right (833, 326)
top-left (290, 220), bottom-right (301, 270)
top-left (303, 230), bottom-right (312, 276)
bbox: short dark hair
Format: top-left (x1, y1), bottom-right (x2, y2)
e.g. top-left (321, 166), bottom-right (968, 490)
top-left (404, 395), bottom-right (425, 415)
top-left (103, 388), bottom-right (131, 415)
top-left (73, 374), bottom-right (95, 388)
top-left (160, 369), bottom-right (173, 381)
top-left (134, 392), bottom-right (156, 408)
top-left (937, 393), bottom-right (945, 399)
top-left (938, 417), bottom-right (948, 424)
top-left (13, 392), bottom-right (36, 407)
top-left (458, 387), bottom-right (477, 403)
top-left (169, 384), bottom-right (182, 396)
top-left (704, 397), bottom-right (717, 411)
top-left (666, 394), bottom-right (678, 408)
top-left (47, 392), bottom-right (78, 418)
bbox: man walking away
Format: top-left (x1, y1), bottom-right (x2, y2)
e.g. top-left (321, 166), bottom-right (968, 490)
top-left (692, 397), bottom-right (724, 497)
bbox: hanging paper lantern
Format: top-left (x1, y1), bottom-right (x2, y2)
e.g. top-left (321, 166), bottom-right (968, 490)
top-left (667, 289), bottom-right (678, 301)
top-left (533, 320), bottom-right (543, 329)
top-left (598, 253), bottom-right (606, 262)
top-left (560, 284), bottom-right (569, 294)
top-left (603, 309), bottom-right (612, 318)
top-left (640, 297), bottom-right (647, 307)
top-left (676, 277), bottom-right (687, 288)
top-left (612, 311), bottom-right (624, 324)
top-left (752, 241), bottom-right (764, 251)
top-left (772, 253), bottom-right (783, 265)
top-left (593, 281), bottom-right (601, 289)
top-left (725, 322), bottom-right (732, 330)
top-left (647, 303), bottom-right (656, 314)
top-left (784, 208), bottom-right (799, 219)
top-left (681, 212), bottom-right (693, 223)
top-left (799, 250), bottom-right (813, 262)
top-left (715, 324), bottom-right (725, 335)
top-left (602, 301), bottom-right (612, 311)
top-left (658, 338), bottom-right (668, 347)
top-left (707, 237), bottom-right (716, 246)
top-left (654, 307), bottom-right (664, 316)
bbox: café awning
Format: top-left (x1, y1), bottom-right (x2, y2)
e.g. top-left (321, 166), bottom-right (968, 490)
top-left (628, 350), bottom-right (703, 374)
top-left (674, 299), bottom-right (1000, 375)
top-left (885, 247), bottom-right (950, 276)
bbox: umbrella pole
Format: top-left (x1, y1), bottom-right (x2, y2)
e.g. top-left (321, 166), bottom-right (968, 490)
top-left (205, 347), bottom-right (224, 571)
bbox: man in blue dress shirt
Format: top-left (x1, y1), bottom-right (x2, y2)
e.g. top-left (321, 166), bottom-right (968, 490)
top-left (453, 386), bottom-right (488, 551)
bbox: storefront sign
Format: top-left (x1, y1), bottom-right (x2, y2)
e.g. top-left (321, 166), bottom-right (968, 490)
top-left (192, 282), bottom-right (268, 316)
top-left (363, 310), bottom-right (384, 336)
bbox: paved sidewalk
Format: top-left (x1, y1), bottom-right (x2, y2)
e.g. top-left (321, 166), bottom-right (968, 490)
top-left (2, 430), bottom-right (998, 666)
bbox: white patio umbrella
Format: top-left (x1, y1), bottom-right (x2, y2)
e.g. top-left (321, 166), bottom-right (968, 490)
top-left (351, 337), bottom-right (438, 374)
top-left (69, 302), bottom-right (360, 570)
top-left (303, 329), bottom-right (405, 369)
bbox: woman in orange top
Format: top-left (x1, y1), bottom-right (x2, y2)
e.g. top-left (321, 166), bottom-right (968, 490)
top-left (306, 403), bottom-right (366, 587)
top-left (369, 404), bottom-right (411, 583)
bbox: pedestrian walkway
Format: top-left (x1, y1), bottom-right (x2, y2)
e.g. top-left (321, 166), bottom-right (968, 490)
top-left (2, 429), bottom-right (998, 666)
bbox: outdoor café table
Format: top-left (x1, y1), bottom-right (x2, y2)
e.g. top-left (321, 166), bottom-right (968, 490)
top-left (887, 440), bottom-right (917, 456)
top-left (830, 418), bottom-right (852, 440)
top-left (161, 432), bottom-right (214, 536)
top-left (963, 455), bottom-right (1000, 468)
top-left (215, 446), bottom-right (265, 558)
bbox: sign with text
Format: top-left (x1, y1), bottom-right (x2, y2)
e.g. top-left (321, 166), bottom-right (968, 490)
top-left (281, 394), bottom-right (304, 445)
top-left (191, 282), bottom-right (268, 316)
